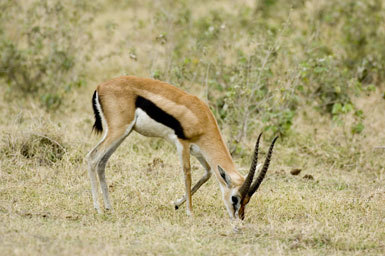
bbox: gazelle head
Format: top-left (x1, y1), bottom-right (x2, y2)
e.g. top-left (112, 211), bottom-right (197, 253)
top-left (218, 134), bottom-right (278, 220)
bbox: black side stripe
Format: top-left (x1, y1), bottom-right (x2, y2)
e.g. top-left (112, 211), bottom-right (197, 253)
top-left (135, 96), bottom-right (187, 139)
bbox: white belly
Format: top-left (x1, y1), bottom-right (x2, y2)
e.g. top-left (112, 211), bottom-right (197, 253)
top-left (134, 108), bottom-right (178, 143)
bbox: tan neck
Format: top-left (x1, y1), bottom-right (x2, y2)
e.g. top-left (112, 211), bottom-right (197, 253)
top-left (195, 132), bottom-right (244, 187)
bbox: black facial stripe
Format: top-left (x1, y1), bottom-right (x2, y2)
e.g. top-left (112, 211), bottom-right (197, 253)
top-left (135, 96), bottom-right (187, 139)
top-left (220, 171), bottom-right (227, 183)
top-left (232, 196), bottom-right (239, 212)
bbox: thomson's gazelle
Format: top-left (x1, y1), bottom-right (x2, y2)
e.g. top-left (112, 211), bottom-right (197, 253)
top-left (87, 76), bottom-right (278, 220)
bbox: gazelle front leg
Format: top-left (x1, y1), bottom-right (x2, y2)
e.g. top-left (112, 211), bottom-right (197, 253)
top-left (177, 140), bottom-right (193, 216)
top-left (174, 155), bottom-right (212, 210)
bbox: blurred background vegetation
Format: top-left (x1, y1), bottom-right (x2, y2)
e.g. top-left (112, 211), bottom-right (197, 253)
top-left (0, 1), bottom-right (384, 254)
top-left (0, 0), bottom-right (384, 152)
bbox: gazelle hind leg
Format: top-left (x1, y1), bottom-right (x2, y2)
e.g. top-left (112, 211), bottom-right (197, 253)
top-left (174, 155), bottom-right (212, 209)
top-left (96, 119), bottom-right (137, 211)
top-left (88, 162), bottom-right (101, 213)
top-left (86, 135), bottom-right (107, 213)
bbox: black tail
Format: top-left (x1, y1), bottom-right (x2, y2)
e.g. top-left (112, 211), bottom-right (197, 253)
top-left (92, 90), bottom-right (103, 134)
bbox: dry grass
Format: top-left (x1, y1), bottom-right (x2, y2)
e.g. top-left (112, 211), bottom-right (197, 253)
top-left (0, 86), bottom-right (384, 255)
top-left (1, 0), bottom-right (385, 255)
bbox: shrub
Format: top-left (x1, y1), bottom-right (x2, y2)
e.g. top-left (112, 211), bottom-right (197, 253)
top-left (0, 0), bottom-right (94, 110)
top-left (1, 132), bottom-right (66, 166)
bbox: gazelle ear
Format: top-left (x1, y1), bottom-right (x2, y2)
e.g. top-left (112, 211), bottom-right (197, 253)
top-left (218, 165), bottom-right (232, 188)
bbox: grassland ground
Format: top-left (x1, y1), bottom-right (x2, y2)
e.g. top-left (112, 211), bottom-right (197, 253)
top-left (1, 0), bottom-right (385, 255)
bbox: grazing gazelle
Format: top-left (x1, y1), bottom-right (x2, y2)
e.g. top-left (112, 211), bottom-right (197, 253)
top-left (86, 76), bottom-right (278, 220)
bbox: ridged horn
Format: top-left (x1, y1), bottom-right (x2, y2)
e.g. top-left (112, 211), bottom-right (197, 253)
top-left (248, 136), bottom-right (279, 197)
top-left (239, 133), bottom-right (263, 198)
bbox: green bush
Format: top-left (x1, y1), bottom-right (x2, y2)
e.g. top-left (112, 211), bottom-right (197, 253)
top-left (147, 3), bottom-right (300, 145)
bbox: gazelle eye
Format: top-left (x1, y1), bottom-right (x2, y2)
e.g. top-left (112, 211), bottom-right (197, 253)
top-left (231, 196), bottom-right (239, 205)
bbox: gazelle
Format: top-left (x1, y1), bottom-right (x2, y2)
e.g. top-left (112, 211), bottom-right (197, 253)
top-left (86, 76), bottom-right (278, 220)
